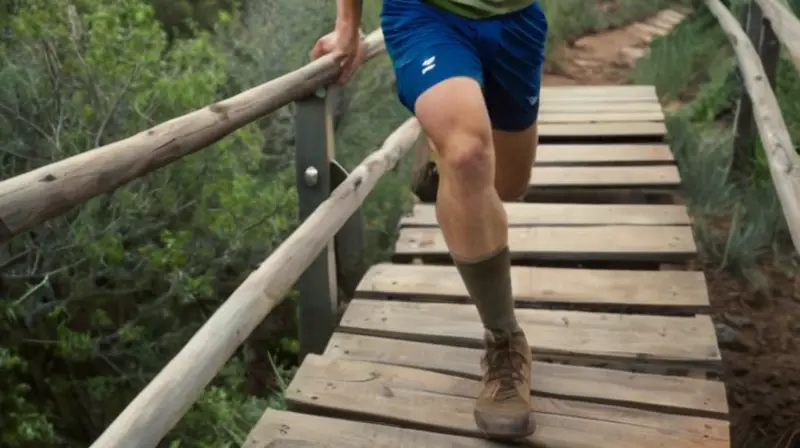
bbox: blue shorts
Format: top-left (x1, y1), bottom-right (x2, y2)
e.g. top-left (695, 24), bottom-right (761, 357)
top-left (381, 0), bottom-right (548, 131)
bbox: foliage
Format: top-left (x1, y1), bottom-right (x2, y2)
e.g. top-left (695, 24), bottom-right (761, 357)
top-left (147, 0), bottom-right (240, 38)
top-left (0, 0), bottom-right (412, 445)
top-left (630, 1), bottom-right (799, 279)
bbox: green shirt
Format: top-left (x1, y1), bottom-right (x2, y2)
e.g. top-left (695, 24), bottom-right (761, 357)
top-left (423, 0), bottom-right (535, 19)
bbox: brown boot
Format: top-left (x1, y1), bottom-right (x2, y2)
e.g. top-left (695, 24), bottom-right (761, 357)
top-left (474, 328), bottom-right (535, 440)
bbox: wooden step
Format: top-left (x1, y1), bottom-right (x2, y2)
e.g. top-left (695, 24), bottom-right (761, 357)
top-left (394, 225), bottom-right (697, 262)
top-left (245, 409), bottom-right (493, 446)
top-left (325, 333), bottom-right (728, 417)
top-left (535, 144), bottom-right (674, 165)
top-left (540, 101), bottom-right (664, 113)
top-left (339, 299), bottom-right (720, 365)
top-left (530, 165), bottom-right (680, 188)
top-left (400, 203), bottom-right (690, 227)
top-left (540, 84), bottom-right (657, 99)
top-left (285, 355), bottom-right (730, 447)
top-left (538, 111), bottom-right (664, 124)
top-left (538, 122), bottom-right (666, 139)
top-left (356, 263), bottom-right (709, 313)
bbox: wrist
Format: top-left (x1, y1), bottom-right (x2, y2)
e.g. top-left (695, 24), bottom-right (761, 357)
top-left (336, 21), bottom-right (360, 39)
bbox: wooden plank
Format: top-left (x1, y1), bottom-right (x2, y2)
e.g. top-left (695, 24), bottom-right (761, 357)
top-left (400, 203), bottom-right (690, 227)
top-left (355, 263), bottom-right (710, 311)
top-left (539, 102), bottom-right (663, 114)
top-left (325, 333), bottom-right (729, 417)
top-left (540, 85), bottom-right (657, 98)
top-left (538, 122), bottom-right (666, 138)
top-left (394, 226), bottom-right (697, 262)
top-left (535, 144), bottom-right (674, 165)
top-left (541, 96), bottom-right (658, 104)
top-left (634, 21), bottom-right (671, 37)
top-left (244, 409), bottom-right (497, 447)
top-left (660, 9), bottom-right (688, 24)
top-left (530, 165), bottom-right (681, 188)
top-left (649, 14), bottom-right (682, 30)
top-left (339, 299), bottom-right (721, 364)
top-left (287, 355), bottom-right (730, 447)
top-left (538, 111), bottom-right (664, 124)
top-left (428, 148), bottom-right (677, 170)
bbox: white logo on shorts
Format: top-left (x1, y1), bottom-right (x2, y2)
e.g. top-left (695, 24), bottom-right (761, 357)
top-left (527, 95), bottom-right (539, 106)
top-left (422, 56), bottom-right (436, 75)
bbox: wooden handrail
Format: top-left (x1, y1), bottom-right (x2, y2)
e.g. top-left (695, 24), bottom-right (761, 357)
top-left (754, 0), bottom-right (800, 71)
top-left (705, 0), bottom-right (800, 251)
top-left (0, 29), bottom-right (385, 244)
top-left (89, 118), bottom-right (421, 448)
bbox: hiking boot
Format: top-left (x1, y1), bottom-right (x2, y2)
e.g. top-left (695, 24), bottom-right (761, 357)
top-left (412, 161), bottom-right (439, 203)
top-left (474, 328), bottom-right (535, 440)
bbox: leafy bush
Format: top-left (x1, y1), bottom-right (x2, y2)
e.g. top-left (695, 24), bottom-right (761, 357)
top-left (0, 0), bottom-right (412, 445)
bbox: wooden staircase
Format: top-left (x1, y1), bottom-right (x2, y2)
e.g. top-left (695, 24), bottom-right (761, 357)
top-left (243, 85), bottom-right (730, 447)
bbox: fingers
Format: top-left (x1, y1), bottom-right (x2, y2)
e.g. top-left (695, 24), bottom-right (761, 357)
top-left (337, 60), bottom-right (356, 84)
top-left (310, 38), bottom-right (326, 60)
top-left (337, 45), bottom-right (366, 85)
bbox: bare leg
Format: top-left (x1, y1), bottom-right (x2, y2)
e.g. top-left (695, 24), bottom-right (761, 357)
top-left (415, 79), bottom-right (507, 260)
top-left (414, 77), bottom-right (533, 439)
top-left (493, 124), bottom-right (539, 202)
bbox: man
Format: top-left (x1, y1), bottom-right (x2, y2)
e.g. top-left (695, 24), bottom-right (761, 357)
top-left (311, 0), bottom-right (547, 440)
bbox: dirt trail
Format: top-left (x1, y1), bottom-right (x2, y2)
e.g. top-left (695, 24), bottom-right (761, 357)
top-left (542, 8), bottom-right (689, 86)
top-left (542, 7), bottom-right (800, 447)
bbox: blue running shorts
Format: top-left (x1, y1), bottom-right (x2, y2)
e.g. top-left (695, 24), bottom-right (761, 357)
top-left (380, 0), bottom-right (548, 131)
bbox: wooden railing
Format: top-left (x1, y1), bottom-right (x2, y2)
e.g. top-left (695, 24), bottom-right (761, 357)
top-left (0, 27), bottom-right (423, 447)
top-left (705, 0), bottom-right (800, 251)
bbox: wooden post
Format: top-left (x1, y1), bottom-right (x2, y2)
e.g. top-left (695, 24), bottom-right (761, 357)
top-left (758, 16), bottom-right (780, 90)
top-left (330, 158), bottom-right (366, 300)
top-left (294, 87), bottom-right (338, 358)
top-left (731, 1), bottom-right (763, 172)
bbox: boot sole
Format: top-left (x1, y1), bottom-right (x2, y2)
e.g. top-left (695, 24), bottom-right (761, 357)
top-left (474, 411), bottom-right (537, 441)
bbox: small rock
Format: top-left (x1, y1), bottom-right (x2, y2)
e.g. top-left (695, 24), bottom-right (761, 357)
top-left (715, 322), bottom-right (752, 352)
top-left (722, 312), bottom-right (752, 329)
top-left (715, 322), bottom-right (738, 345)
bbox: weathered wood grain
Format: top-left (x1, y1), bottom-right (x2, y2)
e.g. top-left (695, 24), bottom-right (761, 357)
top-left (324, 333), bottom-right (729, 416)
top-left (285, 355), bottom-right (730, 447)
top-left (394, 225), bottom-right (697, 262)
top-left (356, 263), bottom-right (709, 311)
top-left (339, 299), bottom-right (721, 365)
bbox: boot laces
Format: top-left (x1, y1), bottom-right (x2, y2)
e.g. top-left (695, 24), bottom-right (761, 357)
top-left (484, 333), bottom-right (526, 401)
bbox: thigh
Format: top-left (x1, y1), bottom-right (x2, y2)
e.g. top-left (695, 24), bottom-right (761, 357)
top-left (480, 2), bottom-right (547, 132)
top-left (480, 2), bottom-right (547, 199)
top-left (491, 125), bottom-right (538, 200)
top-left (381, 0), bottom-right (485, 114)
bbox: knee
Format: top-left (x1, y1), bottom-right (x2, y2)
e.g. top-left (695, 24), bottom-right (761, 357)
top-left (436, 133), bottom-right (493, 184)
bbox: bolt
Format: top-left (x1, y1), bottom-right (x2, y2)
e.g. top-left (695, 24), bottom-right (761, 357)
top-left (304, 166), bottom-right (319, 186)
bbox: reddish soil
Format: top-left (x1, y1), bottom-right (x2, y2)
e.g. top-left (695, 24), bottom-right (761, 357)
top-left (542, 7), bottom-right (690, 86)
top-left (707, 263), bottom-right (800, 447)
top-left (543, 8), bottom-right (800, 447)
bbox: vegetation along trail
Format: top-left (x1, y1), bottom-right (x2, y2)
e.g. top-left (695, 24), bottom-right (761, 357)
top-left (1, 0), bottom-right (798, 447)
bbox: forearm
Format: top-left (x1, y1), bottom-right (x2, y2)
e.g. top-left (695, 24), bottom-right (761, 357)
top-left (335, 0), bottom-right (363, 36)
